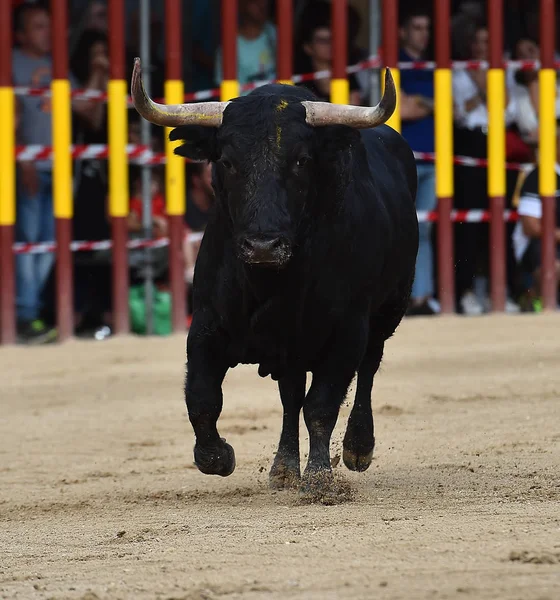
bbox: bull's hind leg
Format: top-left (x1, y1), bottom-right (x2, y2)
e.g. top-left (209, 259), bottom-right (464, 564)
top-left (185, 315), bottom-right (234, 477)
top-left (343, 338), bottom-right (384, 472)
top-left (269, 371), bottom-right (306, 489)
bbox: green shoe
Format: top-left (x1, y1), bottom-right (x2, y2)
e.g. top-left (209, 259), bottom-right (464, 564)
top-left (532, 298), bottom-right (543, 313)
top-left (18, 319), bottom-right (58, 344)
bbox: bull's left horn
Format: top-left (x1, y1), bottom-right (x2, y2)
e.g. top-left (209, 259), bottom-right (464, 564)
top-left (301, 67), bottom-right (397, 129)
top-left (131, 57), bottom-right (229, 127)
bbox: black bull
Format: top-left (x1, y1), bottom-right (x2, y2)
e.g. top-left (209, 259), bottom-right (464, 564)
top-left (131, 60), bottom-right (419, 493)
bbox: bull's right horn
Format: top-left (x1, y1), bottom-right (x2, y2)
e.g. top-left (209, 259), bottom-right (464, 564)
top-left (131, 57), bottom-right (229, 127)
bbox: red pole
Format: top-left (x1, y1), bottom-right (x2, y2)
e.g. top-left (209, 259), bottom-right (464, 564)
top-left (381, 0), bottom-right (398, 68)
top-left (539, 0), bottom-right (557, 310)
top-left (220, 0), bottom-right (239, 100)
top-left (487, 0), bottom-right (506, 311)
top-left (434, 0), bottom-right (455, 313)
top-left (381, 0), bottom-right (400, 131)
top-left (331, 0), bottom-right (349, 104)
top-left (276, 0), bottom-right (293, 83)
top-left (51, 0), bottom-right (73, 341)
top-left (165, 0), bottom-right (187, 332)
top-left (108, 0), bottom-right (130, 335)
top-left (0, 0), bottom-right (16, 344)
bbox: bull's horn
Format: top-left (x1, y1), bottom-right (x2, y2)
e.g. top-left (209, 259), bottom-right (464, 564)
top-left (301, 67), bottom-right (396, 129)
top-left (131, 57), bottom-right (229, 127)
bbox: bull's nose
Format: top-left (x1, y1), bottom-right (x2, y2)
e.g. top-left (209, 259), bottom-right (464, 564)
top-left (238, 234), bottom-right (291, 265)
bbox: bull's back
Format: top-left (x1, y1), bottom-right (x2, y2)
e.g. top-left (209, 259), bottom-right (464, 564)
top-left (360, 125), bottom-right (417, 204)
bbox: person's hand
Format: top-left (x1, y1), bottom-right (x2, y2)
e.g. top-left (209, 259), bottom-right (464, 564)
top-left (19, 161), bottom-right (39, 197)
top-left (153, 215), bottom-right (168, 238)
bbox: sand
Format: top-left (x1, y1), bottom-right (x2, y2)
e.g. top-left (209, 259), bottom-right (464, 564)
top-left (1, 313), bottom-right (559, 600)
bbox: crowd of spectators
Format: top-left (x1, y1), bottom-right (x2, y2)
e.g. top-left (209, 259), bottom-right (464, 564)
top-left (9, 0), bottom-right (560, 343)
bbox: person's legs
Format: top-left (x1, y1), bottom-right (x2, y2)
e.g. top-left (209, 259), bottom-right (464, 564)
top-left (14, 171), bottom-right (57, 342)
top-left (409, 163), bottom-right (439, 315)
top-left (15, 184), bottom-right (41, 324)
top-left (453, 127), bottom-right (487, 315)
top-left (37, 171), bottom-right (56, 311)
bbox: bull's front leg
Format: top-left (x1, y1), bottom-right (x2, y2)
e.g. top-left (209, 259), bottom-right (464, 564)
top-left (269, 370), bottom-right (307, 489)
top-left (185, 312), bottom-right (233, 476)
top-left (302, 311), bottom-right (369, 494)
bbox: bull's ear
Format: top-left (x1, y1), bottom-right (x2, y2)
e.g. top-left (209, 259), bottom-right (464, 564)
top-left (169, 125), bottom-right (218, 162)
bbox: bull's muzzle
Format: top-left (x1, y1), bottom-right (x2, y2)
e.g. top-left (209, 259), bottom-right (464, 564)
top-left (237, 234), bottom-right (292, 267)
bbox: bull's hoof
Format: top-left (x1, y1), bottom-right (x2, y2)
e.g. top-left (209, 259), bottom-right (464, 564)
top-left (194, 440), bottom-right (236, 477)
top-left (299, 469), bottom-right (354, 505)
top-left (268, 457), bottom-right (300, 490)
top-left (342, 447), bottom-right (373, 472)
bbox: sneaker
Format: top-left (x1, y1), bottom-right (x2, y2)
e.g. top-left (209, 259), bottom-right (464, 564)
top-left (17, 319), bottom-right (57, 344)
top-left (460, 291), bottom-right (484, 316)
top-left (406, 298), bottom-right (438, 316)
top-left (505, 297), bottom-right (521, 314)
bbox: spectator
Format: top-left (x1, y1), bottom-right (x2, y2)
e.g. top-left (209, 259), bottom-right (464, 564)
top-left (512, 121), bottom-right (560, 308)
top-left (508, 37), bottom-right (560, 149)
top-left (294, 1), bottom-right (362, 105)
top-left (185, 162), bottom-right (215, 233)
top-left (452, 20), bottom-right (519, 315)
top-left (398, 9), bottom-right (439, 316)
top-left (128, 167), bottom-right (168, 240)
top-left (69, 30), bottom-right (112, 339)
top-left (191, 0), bottom-right (219, 93)
top-left (184, 162), bottom-right (215, 288)
top-left (215, 0), bottom-right (276, 93)
top-left (12, 2), bottom-right (99, 343)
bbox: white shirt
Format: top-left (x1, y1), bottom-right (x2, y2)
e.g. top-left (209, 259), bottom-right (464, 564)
top-left (453, 70), bottom-right (516, 130)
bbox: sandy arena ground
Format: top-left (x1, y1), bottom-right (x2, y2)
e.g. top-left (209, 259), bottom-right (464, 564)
top-left (1, 314), bottom-right (559, 600)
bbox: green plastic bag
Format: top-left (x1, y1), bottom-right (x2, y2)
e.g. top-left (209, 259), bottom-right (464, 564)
top-left (129, 284), bottom-right (172, 335)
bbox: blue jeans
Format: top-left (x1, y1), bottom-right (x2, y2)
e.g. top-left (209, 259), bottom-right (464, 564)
top-left (15, 170), bottom-right (55, 322)
top-left (411, 163), bottom-right (437, 300)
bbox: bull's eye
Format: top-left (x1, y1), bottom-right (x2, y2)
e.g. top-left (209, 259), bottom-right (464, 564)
top-left (219, 157), bottom-right (235, 173)
top-left (296, 156), bottom-right (309, 168)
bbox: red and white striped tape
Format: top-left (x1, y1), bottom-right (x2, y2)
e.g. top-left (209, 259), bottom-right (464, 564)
top-left (13, 144), bottom-right (533, 172)
top-left (10, 212), bottom-right (517, 255)
top-left (14, 57), bottom-right (559, 104)
top-left (416, 209), bottom-right (518, 223)
top-left (15, 144), bottom-right (165, 165)
top-left (12, 237), bottom-right (169, 255)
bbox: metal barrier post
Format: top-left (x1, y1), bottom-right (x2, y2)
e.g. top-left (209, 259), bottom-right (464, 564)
top-left (51, 0), bottom-right (73, 341)
top-left (382, 0), bottom-right (399, 131)
top-left (539, 0), bottom-right (557, 310)
top-left (221, 0), bottom-right (239, 100)
top-left (165, 0), bottom-right (187, 332)
top-left (434, 0), bottom-right (455, 313)
top-left (487, 0), bottom-right (506, 311)
top-left (108, 0), bottom-right (130, 334)
top-left (331, 0), bottom-right (349, 104)
top-left (276, 0), bottom-right (293, 85)
top-left (0, 0), bottom-right (16, 344)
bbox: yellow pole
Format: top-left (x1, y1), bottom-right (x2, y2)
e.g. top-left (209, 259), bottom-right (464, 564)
top-left (434, 69), bottom-right (453, 199)
top-left (384, 68), bottom-right (401, 132)
top-left (487, 69), bottom-right (506, 198)
top-left (330, 78), bottom-right (350, 105)
top-left (538, 66), bottom-right (557, 309)
top-left (165, 80), bottom-right (186, 216)
top-left (0, 87), bottom-right (15, 226)
top-left (108, 79), bottom-right (129, 218)
top-left (52, 79), bottom-right (72, 219)
top-left (539, 69), bottom-right (557, 198)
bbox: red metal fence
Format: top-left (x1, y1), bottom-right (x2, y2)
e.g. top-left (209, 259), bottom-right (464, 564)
top-left (0, 0), bottom-right (557, 345)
